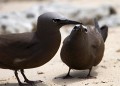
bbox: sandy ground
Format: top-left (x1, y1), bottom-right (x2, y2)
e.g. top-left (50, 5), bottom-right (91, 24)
top-left (0, 0), bottom-right (120, 86)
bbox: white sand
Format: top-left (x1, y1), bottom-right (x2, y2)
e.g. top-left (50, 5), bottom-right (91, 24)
top-left (0, 0), bottom-right (120, 86)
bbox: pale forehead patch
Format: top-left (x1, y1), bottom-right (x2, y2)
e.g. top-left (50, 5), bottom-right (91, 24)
top-left (76, 24), bottom-right (80, 27)
top-left (75, 24), bottom-right (87, 29)
top-left (82, 25), bottom-right (87, 29)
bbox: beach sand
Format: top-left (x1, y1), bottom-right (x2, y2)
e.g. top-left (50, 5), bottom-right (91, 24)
top-left (0, 0), bottom-right (120, 86)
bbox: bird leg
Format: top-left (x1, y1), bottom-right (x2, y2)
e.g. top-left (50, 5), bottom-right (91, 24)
top-left (20, 69), bottom-right (35, 85)
top-left (87, 68), bottom-right (92, 77)
top-left (63, 68), bottom-right (73, 79)
top-left (86, 67), bottom-right (96, 79)
top-left (14, 70), bottom-right (27, 86)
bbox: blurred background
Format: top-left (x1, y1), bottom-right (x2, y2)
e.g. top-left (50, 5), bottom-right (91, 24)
top-left (0, 0), bottom-right (120, 86)
top-left (0, 0), bottom-right (119, 34)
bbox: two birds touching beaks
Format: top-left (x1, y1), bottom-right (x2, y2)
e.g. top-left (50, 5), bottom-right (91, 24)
top-left (0, 12), bottom-right (108, 86)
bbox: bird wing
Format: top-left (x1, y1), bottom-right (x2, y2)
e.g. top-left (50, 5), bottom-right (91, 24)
top-left (89, 28), bottom-right (105, 66)
top-left (0, 32), bottom-right (39, 63)
top-left (94, 18), bottom-right (108, 42)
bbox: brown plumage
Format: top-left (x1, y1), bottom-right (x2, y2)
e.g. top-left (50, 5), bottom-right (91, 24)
top-left (0, 12), bottom-right (80, 85)
top-left (60, 19), bottom-right (108, 78)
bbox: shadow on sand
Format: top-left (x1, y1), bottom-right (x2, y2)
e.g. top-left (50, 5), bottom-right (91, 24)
top-left (0, 81), bottom-right (48, 86)
top-left (53, 67), bottom-right (98, 85)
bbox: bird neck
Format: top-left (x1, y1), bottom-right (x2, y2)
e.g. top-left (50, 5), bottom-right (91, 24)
top-left (69, 33), bottom-right (89, 47)
top-left (35, 26), bottom-right (60, 39)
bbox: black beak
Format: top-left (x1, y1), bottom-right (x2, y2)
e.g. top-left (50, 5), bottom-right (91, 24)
top-left (61, 19), bottom-right (81, 24)
top-left (53, 19), bottom-right (81, 25)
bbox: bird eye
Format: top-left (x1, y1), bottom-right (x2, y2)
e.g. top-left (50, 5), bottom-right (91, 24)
top-left (73, 27), bottom-right (79, 31)
top-left (52, 19), bottom-right (60, 23)
top-left (84, 28), bottom-right (88, 33)
top-left (73, 25), bottom-right (80, 31)
top-left (73, 28), bottom-right (77, 31)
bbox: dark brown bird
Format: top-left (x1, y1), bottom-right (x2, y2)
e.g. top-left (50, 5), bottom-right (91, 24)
top-left (60, 19), bottom-right (108, 78)
top-left (0, 12), bottom-right (80, 86)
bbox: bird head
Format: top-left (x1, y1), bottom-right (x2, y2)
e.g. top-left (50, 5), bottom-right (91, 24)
top-left (69, 24), bottom-right (88, 40)
top-left (71, 24), bottom-right (88, 34)
top-left (37, 12), bottom-right (80, 30)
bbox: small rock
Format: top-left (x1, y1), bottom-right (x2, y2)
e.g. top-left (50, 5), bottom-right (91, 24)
top-left (117, 59), bottom-right (120, 61)
top-left (85, 83), bottom-right (89, 85)
top-left (62, 85), bottom-right (66, 86)
top-left (101, 65), bottom-right (107, 69)
top-left (116, 49), bottom-right (120, 52)
top-left (37, 72), bottom-right (44, 75)
top-left (101, 81), bottom-right (107, 83)
top-left (93, 82), bottom-right (99, 84)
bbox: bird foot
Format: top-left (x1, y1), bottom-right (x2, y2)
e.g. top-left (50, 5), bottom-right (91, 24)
top-left (63, 75), bottom-right (73, 79)
top-left (19, 82), bottom-right (29, 86)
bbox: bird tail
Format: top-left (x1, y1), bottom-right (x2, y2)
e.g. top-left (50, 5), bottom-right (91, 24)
top-left (94, 18), bottom-right (108, 42)
top-left (100, 25), bottom-right (108, 42)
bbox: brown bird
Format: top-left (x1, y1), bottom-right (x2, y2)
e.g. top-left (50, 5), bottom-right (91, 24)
top-left (0, 12), bottom-right (80, 86)
top-left (60, 19), bottom-right (108, 79)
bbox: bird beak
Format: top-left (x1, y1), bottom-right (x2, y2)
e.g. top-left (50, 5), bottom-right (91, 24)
top-left (61, 19), bottom-right (81, 25)
top-left (53, 19), bottom-right (81, 25)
